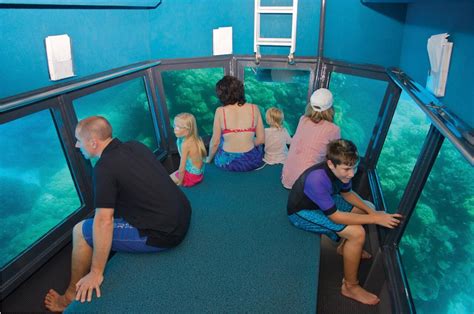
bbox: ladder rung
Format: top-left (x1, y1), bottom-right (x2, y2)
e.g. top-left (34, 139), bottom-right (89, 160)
top-left (257, 37), bottom-right (292, 46)
top-left (257, 6), bottom-right (294, 14)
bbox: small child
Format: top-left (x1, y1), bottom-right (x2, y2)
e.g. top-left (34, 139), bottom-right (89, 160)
top-left (170, 113), bottom-right (206, 187)
top-left (263, 107), bottom-right (292, 165)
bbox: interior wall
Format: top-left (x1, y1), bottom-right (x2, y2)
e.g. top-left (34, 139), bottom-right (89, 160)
top-left (149, 0), bottom-right (320, 59)
top-left (0, 8), bottom-right (152, 99)
top-left (149, 0), bottom-right (406, 67)
top-left (325, 0), bottom-right (406, 67)
top-left (399, 0), bottom-right (474, 127)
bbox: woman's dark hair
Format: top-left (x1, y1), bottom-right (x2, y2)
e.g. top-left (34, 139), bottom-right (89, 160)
top-left (215, 75), bottom-right (246, 106)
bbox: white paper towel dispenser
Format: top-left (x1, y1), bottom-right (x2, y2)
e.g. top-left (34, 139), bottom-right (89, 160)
top-left (426, 33), bottom-right (453, 97)
top-left (45, 34), bottom-right (75, 81)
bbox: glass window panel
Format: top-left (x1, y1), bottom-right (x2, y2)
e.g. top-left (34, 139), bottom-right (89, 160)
top-left (330, 72), bottom-right (388, 155)
top-left (161, 67), bottom-right (225, 137)
top-left (376, 92), bottom-right (431, 213)
top-left (400, 141), bottom-right (474, 314)
top-left (0, 110), bottom-right (81, 268)
top-left (73, 77), bottom-right (158, 151)
top-left (244, 67), bottom-right (311, 135)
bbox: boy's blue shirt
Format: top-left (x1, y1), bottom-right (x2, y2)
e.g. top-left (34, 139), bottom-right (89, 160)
top-left (287, 161), bottom-right (351, 216)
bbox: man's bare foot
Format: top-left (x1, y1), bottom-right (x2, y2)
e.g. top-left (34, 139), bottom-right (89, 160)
top-left (337, 239), bottom-right (372, 259)
top-left (341, 279), bottom-right (380, 305)
top-left (44, 289), bottom-right (73, 312)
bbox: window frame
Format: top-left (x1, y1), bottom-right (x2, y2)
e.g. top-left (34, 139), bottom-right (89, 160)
top-left (235, 55), bottom-right (318, 104)
top-left (365, 68), bottom-right (473, 313)
top-left (0, 99), bottom-right (91, 298)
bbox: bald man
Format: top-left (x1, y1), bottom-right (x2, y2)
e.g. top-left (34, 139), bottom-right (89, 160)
top-left (45, 116), bottom-right (191, 312)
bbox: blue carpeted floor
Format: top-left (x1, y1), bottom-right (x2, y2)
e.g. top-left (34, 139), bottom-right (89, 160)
top-left (66, 164), bottom-right (320, 313)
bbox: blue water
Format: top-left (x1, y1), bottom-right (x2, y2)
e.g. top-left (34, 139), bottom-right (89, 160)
top-left (0, 110), bottom-right (81, 268)
top-left (162, 67), bottom-right (224, 137)
top-left (244, 67), bottom-right (310, 135)
top-left (378, 92), bottom-right (432, 213)
top-left (400, 140), bottom-right (474, 314)
top-left (330, 72), bottom-right (388, 156)
top-left (73, 77), bottom-right (159, 151)
top-left (375, 94), bottom-right (474, 313)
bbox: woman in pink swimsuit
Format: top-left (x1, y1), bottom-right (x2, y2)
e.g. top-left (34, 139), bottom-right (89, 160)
top-left (207, 76), bottom-right (265, 171)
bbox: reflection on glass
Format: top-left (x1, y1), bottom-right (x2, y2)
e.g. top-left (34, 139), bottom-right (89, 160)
top-left (377, 92), bottom-right (431, 213)
top-left (400, 141), bottom-right (474, 314)
top-left (0, 111), bottom-right (81, 268)
top-left (73, 77), bottom-right (158, 151)
top-left (244, 67), bottom-right (310, 135)
top-left (330, 72), bottom-right (388, 155)
top-left (162, 68), bottom-right (224, 136)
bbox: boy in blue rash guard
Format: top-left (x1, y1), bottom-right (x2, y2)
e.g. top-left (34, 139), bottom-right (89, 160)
top-left (287, 139), bottom-right (402, 305)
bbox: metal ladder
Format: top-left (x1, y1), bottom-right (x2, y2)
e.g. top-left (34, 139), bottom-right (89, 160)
top-left (254, 0), bottom-right (299, 64)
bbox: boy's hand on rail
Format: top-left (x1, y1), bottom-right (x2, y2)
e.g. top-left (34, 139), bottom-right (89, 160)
top-left (373, 212), bottom-right (403, 229)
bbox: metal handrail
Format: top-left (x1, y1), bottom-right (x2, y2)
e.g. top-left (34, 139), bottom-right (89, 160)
top-left (0, 60), bottom-right (161, 113)
top-left (387, 67), bottom-right (474, 165)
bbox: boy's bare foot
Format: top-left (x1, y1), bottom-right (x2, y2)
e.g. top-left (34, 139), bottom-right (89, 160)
top-left (341, 279), bottom-right (380, 305)
top-left (44, 289), bottom-right (73, 312)
top-left (337, 239), bottom-right (372, 259)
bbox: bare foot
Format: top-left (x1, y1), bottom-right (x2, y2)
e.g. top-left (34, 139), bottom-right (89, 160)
top-left (337, 239), bottom-right (372, 259)
top-left (44, 289), bottom-right (73, 312)
top-left (341, 280), bottom-right (380, 305)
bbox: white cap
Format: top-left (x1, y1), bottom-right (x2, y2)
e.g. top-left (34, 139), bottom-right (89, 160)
top-left (310, 88), bottom-right (333, 112)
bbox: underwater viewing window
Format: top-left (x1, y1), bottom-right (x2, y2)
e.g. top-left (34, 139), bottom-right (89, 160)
top-left (0, 110), bottom-right (81, 268)
top-left (161, 67), bottom-right (225, 137)
top-left (329, 72), bottom-right (388, 156)
top-left (376, 92), bottom-right (431, 213)
top-left (399, 140), bottom-right (474, 314)
top-left (73, 77), bottom-right (159, 151)
top-left (244, 67), bottom-right (311, 135)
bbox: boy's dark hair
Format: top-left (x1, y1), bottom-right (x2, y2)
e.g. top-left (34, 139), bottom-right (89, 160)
top-left (216, 75), bottom-right (246, 106)
top-left (326, 139), bottom-right (359, 166)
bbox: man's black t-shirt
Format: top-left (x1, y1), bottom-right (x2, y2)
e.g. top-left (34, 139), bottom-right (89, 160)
top-left (93, 138), bottom-right (191, 248)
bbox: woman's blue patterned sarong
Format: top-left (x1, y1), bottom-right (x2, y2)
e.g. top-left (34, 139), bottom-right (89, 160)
top-left (214, 142), bottom-right (264, 172)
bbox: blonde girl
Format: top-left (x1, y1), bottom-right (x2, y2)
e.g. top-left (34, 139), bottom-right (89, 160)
top-left (281, 88), bottom-right (341, 189)
top-left (263, 107), bottom-right (292, 165)
top-left (171, 113), bottom-right (207, 187)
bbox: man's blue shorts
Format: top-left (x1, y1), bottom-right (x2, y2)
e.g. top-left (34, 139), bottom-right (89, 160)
top-left (82, 218), bottom-right (167, 253)
top-left (288, 194), bottom-right (353, 242)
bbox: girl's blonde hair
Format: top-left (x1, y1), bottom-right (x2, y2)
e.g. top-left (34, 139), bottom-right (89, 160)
top-left (265, 107), bottom-right (284, 129)
top-left (304, 103), bottom-right (335, 124)
top-left (174, 113), bottom-right (207, 158)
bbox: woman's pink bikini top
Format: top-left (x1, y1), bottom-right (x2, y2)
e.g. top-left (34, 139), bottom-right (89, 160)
top-left (222, 104), bottom-right (257, 135)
